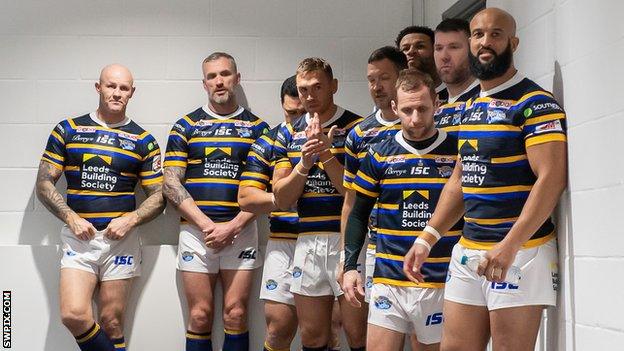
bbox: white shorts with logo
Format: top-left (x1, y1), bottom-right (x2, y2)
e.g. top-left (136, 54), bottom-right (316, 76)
top-left (444, 239), bottom-right (558, 310)
top-left (60, 226), bottom-right (141, 281)
top-left (290, 233), bottom-right (366, 297)
top-left (364, 245), bottom-right (376, 303)
top-left (259, 239), bottom-right (297, 305)
top-left (368, 284), bottom-right (444, 344)
top-left (177, 221), bottom-right (261, 274)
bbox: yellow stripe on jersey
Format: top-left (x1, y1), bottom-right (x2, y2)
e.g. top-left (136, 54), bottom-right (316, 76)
top-left (271, 211), bottom-right (298, 217)
top-left (459, 124), bottom-right (522, 132)
top-left (239, 179), bottom-right (266, 189)
top-left (462, 185), bottom-right (533, 194)
top-left (464, 216), bottom-right (518, 225)
top-left (352, 183), bottom-right (379, 198)
top-left (298, 215), bottom-right (341, 222)
top-left (189, 137), bottom-right (255, 144)
top-left (373, 277), bottom-right (444, 289)
top-left (164, 160), bottom-right (187, 167)
top-left (182, 115), bottom-right (196, 126)
top-left (274, 160), bottom-right (292, 170)
top-left (525, 133), bottom-right (567, 147)
top-left (356, 171), bottom-right (377, 186)
top-left (490, 154), bottom-right (527, 164)
top-left (65, 166), bottom-right (79, 171)
top-left (186, 178), bottom-right (240, 185)
top-left (376, 253), bottom-right (451, 263)
top-left (195, 200), bottom-right (238, 207)
top-left (41, 157), bottom-right (63, 170)
top-left (241, 171), bottom-right (270, 181)
top-left (44, 151), bottom-right (64, 162)
top-left (377, 203), bottom-right (399, 210)
top-left (139, 170), bottom-right (159, 177)
top-left (67, 119), bottom-right (149, 140)
top-left (518, 90), bottom-right (554, 103)
top-left (376, 228), bottom-right (420, 236)
top-left (269, 233), bottom-right (298, 240)
top-left (344, 169), bottom-right (356, 179)
top-left (165, 151), bottom-right (188, 157)
top-left (169, 130), bottom-right (187, 141)
top-left (459, 231), bottom-right (555, 250)
top-left (51, 131), bottom-right (65, 144)
top-left (67, 190), bottom-right (134, 196)
top-left (145, 149), bottom-right (160, 160)
top-left (77, 212), bottom-right (126, 218)
top-left (372, 152), bottom-right (453, 162)
top-left (141, 176), bottom-right (163, 185)
top-left (380, 177), bottom-right (448, 185)
top-left (66, 143), bottom-right (142, 160)
top-left (345, 147), bottom-right (356, 157)
top-left (301, 192), bottom-right (342, 198)
top-left (524, 113), bottom-right (565, 126)
top-left (247, 151), bottom-right (269, 165)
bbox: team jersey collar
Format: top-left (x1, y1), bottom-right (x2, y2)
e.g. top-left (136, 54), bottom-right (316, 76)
top-left (396, 129), bottom-right (447, 156)
top-left (305, 105), bottom-right (344, 128)
top-left (479, 71), bottom-right (525, 97)
top-left (375, 109), bottom-right (401, 127)
top-left (448, 79), bottom-right (480, 104)
top-left (202, 104), bottom-right (244, 120)
top-left (89, 111), bottom-right (131, 128)
top-left (435, 82), bottom-right (447, 94)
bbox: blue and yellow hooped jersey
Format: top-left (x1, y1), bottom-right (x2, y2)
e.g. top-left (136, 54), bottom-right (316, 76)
top-left (239, 123), bottom-right (298, 240)
top-left (352, 131), bottom-right (462, 288)
top-left (164, 105), bottom-right (269, 223)
top-left (458, 74), bottom-right (567, 249)
top-left (273, 107), bottom-right (362, 235)
top-left (434, 80), bottom-right (480, 138)
top-left (344, 110), bottom-right (401, 246)
top-left (41, 113), bottom-right (163, 230)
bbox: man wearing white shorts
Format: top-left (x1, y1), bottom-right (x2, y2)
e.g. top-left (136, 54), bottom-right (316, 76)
top-left (404, 8), bottom-right (567, 351)
top-left (36, 64), bottom-right (165, 351)
top-left (163, 52), bottom-right (269, 351)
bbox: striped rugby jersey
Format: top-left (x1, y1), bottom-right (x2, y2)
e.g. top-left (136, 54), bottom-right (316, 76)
top-left (458, 73), bottom-right (567, 249)
top-left (352, 131), bottom-right (462, 288)
top-left (164, 105), bottom-right (269, 223)
top-left (239, 123), bottom-right (298, 240)
top-left (41, 112), bottom-right (163, 230)
top-left (273, 107), bottom-right (362, 235)
top-left (434, 80), bottom-right (480, 138)
top-left (343, 110), bottom-right (401, 247)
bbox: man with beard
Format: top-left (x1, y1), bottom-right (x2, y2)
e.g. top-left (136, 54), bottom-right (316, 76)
top-left (396, 26), bottom-right (448, 104)
top-left (403, 8), bottom-right (567, 351)
top-left (164, 52), bottom-right (269, 351)
top-left (433, 18), bottom-right (480, 138)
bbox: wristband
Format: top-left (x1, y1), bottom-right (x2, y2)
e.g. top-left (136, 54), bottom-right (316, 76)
top-left (423, 225), bottom-right (442, 240)
top-left (413, 237), bottom-right (432, 252)
top-left (295, 165), bottom-right (309, 177)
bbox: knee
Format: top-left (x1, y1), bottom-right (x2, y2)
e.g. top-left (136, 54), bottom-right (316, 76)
top-left (299, 324), bottom-right (329, 347)
top-left (223, 301), bottom-right (247, 328)
top-left (189, 305), bottom-right (213, 332)
top-left (60, 306), bottom-right (92, 334)
top-left (343, 323), bottom-right (366, 347)
top-left (266, 321), bottom-right (296, 348)
top-left (99, 310), bottom-right (124, 337)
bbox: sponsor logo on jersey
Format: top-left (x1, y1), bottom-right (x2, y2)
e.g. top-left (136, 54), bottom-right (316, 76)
top-left (181, 251), bottom-right (194, 262)
top-left (374, 295), bottom-right (392, 310)
top-left (152, 157), bottom-right (162, 172)
top-left (386, 155), bottom-right (406, 164)
top-left (119, 139), bottom-right (136, 151)
top-left (72, 134), bottom-right (93, 143)
top-left (435, 156), bottom-right (455, 164)
top-left (362, 129), bottom-right (381, 138)
top-left (234, 121), bottom-right (253, 128)
top-left (292, 266), bottom-right (302, 278)
top-left (113, 255), bottom-right (134, 266)
top-left (488, 99), bottom-right (512, 109)
top-left (195, 119), bottom-right (214, 127)
top-left (425, 312), bottom-right (443, 326)
top-left (486, 109), bottom-right (507, 124)
top-left (265, 279), bottom-right (278, 290)
top-left (173, 123), bottom-right (186, 133)
top-left (452, 112), bottom-right (462, 126)
top-left (437, 166), bottom-right (453, 177)
top-left (117, 131), bottom-right (139, 141)
top-left (293, 131), bottom-right (306, 140)
top-left (238, 248), bottom-right (257, 260)
top-left (237, 128), bottom-right (252, 138)
top-left (76, 127), bottom-right (97, 133)
top-left (534, 120), bottom-right (563, 134)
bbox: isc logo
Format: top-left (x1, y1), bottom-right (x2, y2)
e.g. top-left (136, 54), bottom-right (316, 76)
top-left (215, 128), bottom-right (233, 136)
top-left (425, 312), bottom-right (443, 326)
top-left (490, 282), bottom-right (519, 290)
top-left (238, 249), bottom-right (257, 260)
top-left (114, 255), bottom-right (134, 266)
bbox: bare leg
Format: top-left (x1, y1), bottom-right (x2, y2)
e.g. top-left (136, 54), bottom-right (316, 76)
top-left (440, 301), bottom-right (490, 351)
top-left (490, 305), bottom-right (544, 351)
top-left (264, 301), bottom-right (297, 350)
top-left (367, 324), bottom-right (404, 351)
top-left (338, 294), bottom-right (368, 348)
top-left (59, 269), bottom-right (98, 336)
top-left (98, 278), bottom-right (133, 339)
top-left (294, 294), bottom-right (334, 348)
top-left (181, 271), bottom-right (218, 333)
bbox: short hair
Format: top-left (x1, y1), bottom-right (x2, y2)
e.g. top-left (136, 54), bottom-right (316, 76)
top-left (202, 52), bottom-right (237, 73)
top-left (280, 75), bottom-right (298, 103)
top-left (368, 46), bottom-right (408, 72)
top-left (395, 26), bottom-right (435, 47)
top-left (435, 18), bottom-right (470, 37)
top-left (395, 69), bottom-right (437, 102)
top-left (296, 57), bottom-right (333, 80)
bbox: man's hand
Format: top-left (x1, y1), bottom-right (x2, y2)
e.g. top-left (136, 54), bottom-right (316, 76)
top-left (104, 212), bottom-right (139, 240)
top-left (204, 220), bottom-right (242, 252)
top-left (403, 242), bottom-right (429, 283)
top-left (341, 270), bottom-right (365, 308)
top-left (300, 138), bottom-right (322, 170)
top-left (305, 112), bottom-right (337, 154)
top-left (66, 212), bottom-right (97, 241)
top-left (477, 240), bottom-right (521, 283)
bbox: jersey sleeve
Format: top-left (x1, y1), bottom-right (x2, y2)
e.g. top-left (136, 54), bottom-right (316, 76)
top-left (139, 134), bottom-right (164, 186)
top-left (273, 123), bottom-right (293, 171)
top-left (41, 121), bottom-right (68, 170)
top-left (351, 148), bottom-right (382, 198)
top-left (343, 127), bottom-right (360, 189)
top-left (521, 93), bottom-right (567, 147)
top-left (164, 118), bottom-right (190, 168)
top-left (240, 133), bottom-right (273, 191)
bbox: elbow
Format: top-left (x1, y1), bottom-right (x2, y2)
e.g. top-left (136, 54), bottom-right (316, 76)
top-left (237, 189), bottom-right (252, 212)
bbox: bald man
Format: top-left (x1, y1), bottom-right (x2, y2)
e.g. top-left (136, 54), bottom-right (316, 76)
top-left (36, 64), bottom-right (165, 351)
top-left (403, 8), bottom-right (567, 351)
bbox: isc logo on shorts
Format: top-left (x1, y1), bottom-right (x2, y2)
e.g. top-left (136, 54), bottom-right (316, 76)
top-left (490, 282), bottom-right (519, 290)
top-left (238, 249), bottom-right (257, 260)
top-left (425, 312), bottom-right (443, 326)
top-left (114, 255), bottom-right (134, 266)
top-left (265, 279), bottom-right (278, 290)
top-left (374, 296), bottom-right (392, 310)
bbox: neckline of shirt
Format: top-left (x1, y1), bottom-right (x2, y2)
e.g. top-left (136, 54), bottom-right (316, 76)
top-left (479, 71), bottom-right (526, 98)
top-left (375, 109), bottom-right (401, 127)
top-left (89, 111), bottom-right (131, 128)
top-left (305, 105), bottom-right (345, 127)
top-left (202, 104), bottom-right (244, 120)
top-left (436, 82), bottom-right (447, 94)
top-left (395, 129), bottom-right (447, 156)
top-left (447, 79), bottom-right (480, 104)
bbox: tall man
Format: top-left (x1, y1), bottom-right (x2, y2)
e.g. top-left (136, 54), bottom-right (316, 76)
top-left (404, 8), bottom-right (567, 351)
top-left (36, 64), bottom-right (165, 351)
top-left (340, 46), bottom-right (406, 305)
top-left (237, 75), bottom-right (304, 351)
top-left (396, 26), bottom-right (448, 103)
top-left (163, 52), bottom-right (269, 351)
top-left (272, 58), bottom-right (366, 351)
top-left (343, 69), bottom-right (461, 351)
top-left (433, 18), bottom-right (481, 138)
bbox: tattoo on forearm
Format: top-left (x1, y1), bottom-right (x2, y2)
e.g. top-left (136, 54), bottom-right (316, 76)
top-left (135, 183), bottom-right (166, 225)
top-left (35, 161), bottom-right (72, 222)
top-left (163, 166), bottom-right (192, 207)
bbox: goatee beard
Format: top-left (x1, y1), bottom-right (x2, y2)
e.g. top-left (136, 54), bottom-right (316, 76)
top-left (469, 42), bottom-right (513, 80)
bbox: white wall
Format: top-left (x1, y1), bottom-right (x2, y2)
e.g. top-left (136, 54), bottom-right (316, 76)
top-left (0, 1), bottom-right (415, 350)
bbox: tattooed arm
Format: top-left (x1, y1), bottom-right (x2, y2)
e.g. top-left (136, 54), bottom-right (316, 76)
top-left (163, 166), bottom-right (215, 232)
top-left (35, 161), bottom-right (96, 241)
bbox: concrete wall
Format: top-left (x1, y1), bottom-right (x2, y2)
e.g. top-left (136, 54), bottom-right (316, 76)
top-left (0, 1), bottom-right (414, 350)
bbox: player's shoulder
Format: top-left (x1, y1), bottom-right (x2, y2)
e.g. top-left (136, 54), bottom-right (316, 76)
top-left (435, 130), bottom-right (459, 155)
top-left (336, 107), bottom-right (364, 129)
top-left (371, 132), bottom-right (401, 157)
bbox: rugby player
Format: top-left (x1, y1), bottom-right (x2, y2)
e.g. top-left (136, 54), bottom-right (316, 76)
top-left (404, 8), bottom-right (567, 351)
top-left (163, 52), bottom-right (269, 351)
top-left (433, 18), bottom-right (480, 138)
top-left (36, 64), bottom-right (165, 351)
top-left (343, 69), bottom-right (461, 351)
top-left (272, 58), bottom-right (365, 351)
